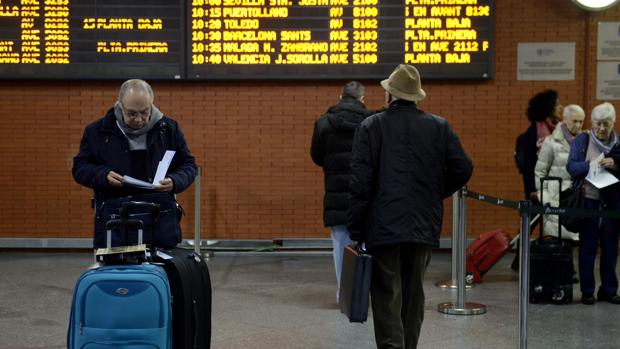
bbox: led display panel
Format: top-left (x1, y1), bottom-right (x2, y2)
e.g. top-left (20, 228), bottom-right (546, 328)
top-left (187, 0), bottom-right (494, 79)
top-left (0, 0), bottom-right (492, 80)
top-left (0, 0), bottom-right (184, 79)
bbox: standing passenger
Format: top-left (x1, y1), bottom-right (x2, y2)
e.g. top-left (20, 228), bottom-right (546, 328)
top-left (512, 89), bottom-right (563, 270)
top-left (311, 81), bottom-right (374, 303)
top-left (567, 102), bottom-right (620, 305)
top-left (73, 79), bottom-right (197, 248)
top-left (347, 65), bottom-right (473, 348)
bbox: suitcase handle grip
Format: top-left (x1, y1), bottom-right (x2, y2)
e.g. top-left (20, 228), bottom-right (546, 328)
top-left (105, 219), bottom-right (144, 249)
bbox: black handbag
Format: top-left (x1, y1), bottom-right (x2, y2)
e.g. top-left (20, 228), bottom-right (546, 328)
top-left (560, 133), bottom-right (589, 232)
top-left (560, 179), bottom-right (585, 232)
top-left (94, 193), bottom-right (182, 249)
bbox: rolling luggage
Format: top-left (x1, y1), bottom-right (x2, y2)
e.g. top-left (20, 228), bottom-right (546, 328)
top-left (68, 219), bottom-right (172, 349)
top-left (154, 248), bottom-right (212, 349)
top-left (529, 176), bottom-right (573, 304)
top-left (339, 244), bottom-right (372, 323)
top-left (466, 229), bottom-right (510, 283)
top-left (117, 200), bottom-right (213, 349)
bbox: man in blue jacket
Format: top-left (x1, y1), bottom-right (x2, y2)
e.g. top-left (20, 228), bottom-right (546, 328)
top-left (348, 65), bottom-right (473, 349)
top-left (73, 79), bottom-right (197, 246)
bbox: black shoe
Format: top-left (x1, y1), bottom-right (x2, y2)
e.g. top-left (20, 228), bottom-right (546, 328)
top-left (597, 291), bottom-right (620, 304)
top-left (581, 294), bottom-right (595, 305)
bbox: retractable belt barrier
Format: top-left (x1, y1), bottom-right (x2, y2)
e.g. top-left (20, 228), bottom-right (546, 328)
top-left (462, 187), bottom-right (620, 349)
top-left (466, 188), bottom-right (620, 219)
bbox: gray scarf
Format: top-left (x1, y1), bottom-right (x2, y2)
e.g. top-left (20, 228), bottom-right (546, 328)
top-left (590, 129), bottom-right (618, 154)
top-left (114, 101), bottom-right (163, 150)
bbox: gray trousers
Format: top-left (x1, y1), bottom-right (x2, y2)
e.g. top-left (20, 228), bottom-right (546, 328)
top-left (369, 243), bottom-right (432, 349)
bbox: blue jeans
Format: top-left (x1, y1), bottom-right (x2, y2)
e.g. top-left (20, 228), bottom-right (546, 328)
top-left (579, 199), bottom-right (620, 296)
top-left (330, 225), bottom-right (352, 302)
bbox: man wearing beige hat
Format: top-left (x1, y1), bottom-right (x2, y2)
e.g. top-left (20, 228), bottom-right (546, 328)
top-left (347, 64), bottom-right (473, 348)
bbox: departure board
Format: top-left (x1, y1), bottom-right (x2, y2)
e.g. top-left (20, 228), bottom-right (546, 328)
top-left (0, 0), bottom-right (492, 80)
top-left (187, 0), bottom-right (493, 79)
top-left (0, 0), bottom-right (184, 79)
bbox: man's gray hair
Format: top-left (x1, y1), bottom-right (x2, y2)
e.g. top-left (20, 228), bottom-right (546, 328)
top-left (591, 102), bottom-right (616, 123)
top-left (341, 81), bottom-right (364, 100)
top-left (562, 104), bottom-right (585, 121)
top-left (119, 79), bottom-right (154, 103)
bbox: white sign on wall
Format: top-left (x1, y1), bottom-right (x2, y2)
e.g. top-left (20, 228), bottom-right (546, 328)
top-left (598, 22), bottom-right (620, 60)
top-left (517, 42), bottom-right (576, 81)
top-left (597, 62), bottom-right (620, 100)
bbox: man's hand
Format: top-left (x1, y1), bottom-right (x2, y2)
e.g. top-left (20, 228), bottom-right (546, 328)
top-left (155, 177), bottom-right (174, 192)
top-left (529, 191), bottom-right (539, 204)
top-left (106, 171), bottom-right (124, 187)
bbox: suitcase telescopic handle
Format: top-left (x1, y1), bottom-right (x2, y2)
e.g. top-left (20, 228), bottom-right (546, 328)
top-left (105, 218), bottom-right (144, 249)
top-left (119, 201), bottom-right (161, 248)
top-left (539, 176), bottom-right (563, 240)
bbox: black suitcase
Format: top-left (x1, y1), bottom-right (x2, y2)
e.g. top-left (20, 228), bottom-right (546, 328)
top-left (155, 248), bottom-right (212, 349)
top-left (339, 244), bottom-right (372, 323)
top-left (111, 201), bottom-right (212, 348)
top-left (529, 176), bottom-right (573, 304)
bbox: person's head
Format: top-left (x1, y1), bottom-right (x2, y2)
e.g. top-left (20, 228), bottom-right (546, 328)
top-left (526, 89), bottom-right (562, 124)
top-left (118, 79), bottom-right (154, 129)
top-left (340, 81), bottom-right (365, 103)
top-left (591, 102), bottom-right (616, 141)
top-left (381, 64), bottom-right (426, 105)
top-left (562, 104), bottom-right (585, 135)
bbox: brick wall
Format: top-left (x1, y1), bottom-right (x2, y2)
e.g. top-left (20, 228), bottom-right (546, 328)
top-left (0, 0), bottom-right (619, 241)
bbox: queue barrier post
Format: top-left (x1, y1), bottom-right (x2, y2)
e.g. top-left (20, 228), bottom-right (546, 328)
top-left (436, 192), bottom-right (473, 289)
top-left (193, 166), bottom-right (202, 256)
top-left (518, 200), bottom-right (531, 349)
top-left (437, 187), bottom-right (486, 315)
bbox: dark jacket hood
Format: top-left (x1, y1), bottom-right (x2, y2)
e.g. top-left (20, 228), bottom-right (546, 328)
top-left (326, 98), bottom-right (370, 131)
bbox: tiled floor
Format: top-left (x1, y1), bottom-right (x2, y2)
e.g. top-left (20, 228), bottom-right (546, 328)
top-left (0, 250), bottom-right (619, 349)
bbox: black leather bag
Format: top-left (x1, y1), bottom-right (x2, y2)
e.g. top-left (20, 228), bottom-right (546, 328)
top-left (339, 244), bottom-right (372, 323)
top-left (94, 193), bottom-right (182, 249)
top-left (560, 180), bottom-right (585, 232)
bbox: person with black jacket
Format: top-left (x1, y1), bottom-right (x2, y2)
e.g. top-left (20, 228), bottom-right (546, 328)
top-left (347, 65), bottom-right (473, 349)
top-left (511, 89), bottom-right (563, 270)
top-left (311, 81), bottom-right (374, 303)
top-left (73, 79), bottom-right (197, 247)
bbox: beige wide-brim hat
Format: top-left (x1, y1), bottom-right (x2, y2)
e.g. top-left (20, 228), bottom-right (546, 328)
top-left (380, 64), bottom-right (426, 102)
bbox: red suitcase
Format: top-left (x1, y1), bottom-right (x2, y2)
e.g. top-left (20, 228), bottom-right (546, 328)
top-left (466, 229), bottom-right (510, 283)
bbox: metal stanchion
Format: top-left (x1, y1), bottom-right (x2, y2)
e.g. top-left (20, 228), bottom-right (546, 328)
top-left (193, 167), bottom-right (205, 257)
top-left (436, 192), bottom-right (472, 289)
top-left (518, 201), bottom-right (531, 349)
top-left (438, 187), bottom-right (486, 315)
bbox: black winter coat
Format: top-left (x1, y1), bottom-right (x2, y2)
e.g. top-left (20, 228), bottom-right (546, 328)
top-left (515, 123), bottom-right (538, 199)
top-left (73, 108), bottom-right (198, 202)
top-left (347, 100), bottom-right (473, 248)
top-left (311, 98), bottom-right (373, 227)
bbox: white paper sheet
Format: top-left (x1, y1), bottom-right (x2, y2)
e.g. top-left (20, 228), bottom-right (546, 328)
top-left (122, 150), bottom-right (176, 189)
top-left (586, 153), bottom-right (620, 189)
top-left (152, 150), bottom-right (176, 185)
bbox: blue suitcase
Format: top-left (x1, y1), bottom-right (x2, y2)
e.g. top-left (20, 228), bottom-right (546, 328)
top-left (68, 218), bottom-right (172, 349)
top-left (67, 263), bottom-right (172, 349)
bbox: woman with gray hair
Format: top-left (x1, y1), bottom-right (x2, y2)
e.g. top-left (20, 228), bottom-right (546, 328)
top-left (535, 104), bottom-right (585, 241)
top-left (567, 102), bottom-right (620, 305)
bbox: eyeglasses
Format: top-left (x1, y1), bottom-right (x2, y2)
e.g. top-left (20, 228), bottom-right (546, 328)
top-left (122, 106), bottom-right (151, 119)
top-left (593, 120), bottom-right (613, 130)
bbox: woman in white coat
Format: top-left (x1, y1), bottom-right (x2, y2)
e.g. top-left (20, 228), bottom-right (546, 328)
top-left (534, 104), bottom-right (585, 241)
